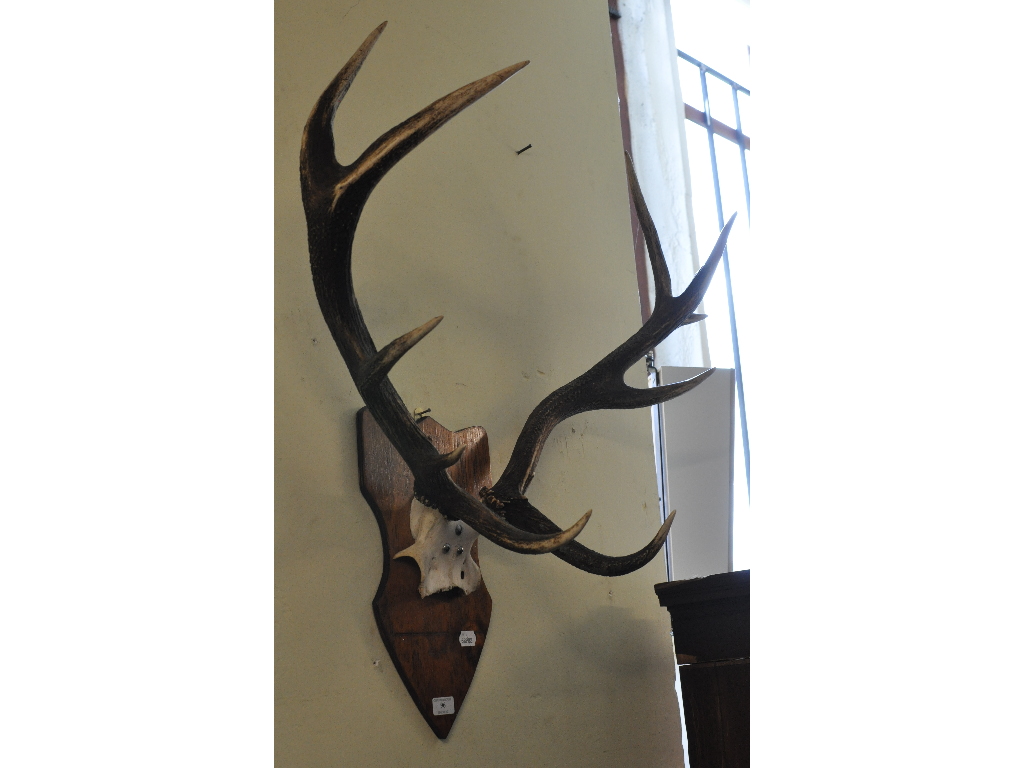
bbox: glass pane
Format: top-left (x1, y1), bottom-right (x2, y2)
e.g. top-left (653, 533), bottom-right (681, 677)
top-left (706, 75), bottom-right (736, 129)
top-left (684, 121), bottom-right (718, 256)
top-left (736, 89), bottom-right (751, 139)
top-left (714, 134), bottom-right (745, 226)
top-left (684, 119), bottom-right (732, 369)
top-left (677, 57), bottom-right (705, 112)
top-left (743, 146), bottom-right (751, 202)
top-left (732, 432), bottom-right (749, 570)
top-left (713, 134), bottom-right (750, 339)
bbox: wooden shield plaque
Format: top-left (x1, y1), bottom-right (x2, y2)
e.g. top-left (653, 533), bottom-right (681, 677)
top-left (356, 407), bottom-right (492, 740)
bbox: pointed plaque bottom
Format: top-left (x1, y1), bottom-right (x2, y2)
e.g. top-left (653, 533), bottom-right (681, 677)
top-left (356, 408), bottom-right (492, 739)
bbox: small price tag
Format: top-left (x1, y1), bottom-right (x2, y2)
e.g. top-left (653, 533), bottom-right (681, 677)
top-left (432, 696), bottom-right (455, 716)
top-left (459, 630), bottom-right (476, 647)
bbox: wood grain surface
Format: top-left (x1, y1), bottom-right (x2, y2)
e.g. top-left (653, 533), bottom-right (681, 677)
top-left (678, 659), bottom-right (750, 768)
top-left (357, 408), bottom-right (493, 740)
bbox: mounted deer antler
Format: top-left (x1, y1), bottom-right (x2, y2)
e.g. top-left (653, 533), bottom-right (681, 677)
top-left (300, 23), bottom-right (734, 574)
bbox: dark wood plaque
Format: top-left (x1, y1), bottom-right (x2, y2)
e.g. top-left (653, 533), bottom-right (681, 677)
top-left (356, 407), bottom-right (493, 740)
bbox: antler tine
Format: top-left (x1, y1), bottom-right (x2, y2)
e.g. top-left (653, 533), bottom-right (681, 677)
top-left (301, 21), bottom-right (388, 190)
top-left (624, 153), bottom-right (673, 305)
top-left (330, 59), bottom-right (529, 210)
top-left (357, 315), bottom-right (444, 391)
top-left (591, 366), bottom-right (716, 410)
top-left (302, 26), bottom-right (587, 555)
top-left (671, 212), bottom-right (736, 321)
top-left (502, 500), bottom-right (677, 576)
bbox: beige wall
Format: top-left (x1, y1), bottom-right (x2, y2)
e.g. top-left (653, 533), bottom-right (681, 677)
top-left (276, 1), bottom-right (684, 764)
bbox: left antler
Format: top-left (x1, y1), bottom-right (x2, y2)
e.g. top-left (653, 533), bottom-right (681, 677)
top-left (301, 23), bottom-right (589, 555)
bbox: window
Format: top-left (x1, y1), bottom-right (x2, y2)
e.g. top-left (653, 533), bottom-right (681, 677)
top-left (609, 0), bottom-right (752, 574)
top-left (672, 0), bottom-right (751, 570)
top-left (676, 46), bottom-right (751, 570)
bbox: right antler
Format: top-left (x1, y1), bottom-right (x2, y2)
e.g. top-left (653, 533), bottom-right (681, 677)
top-left (483, 157), bottom-right (736, 575)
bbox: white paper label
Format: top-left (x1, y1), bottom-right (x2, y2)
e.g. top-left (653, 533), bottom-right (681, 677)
top-left (432, 696), bottom-right (455, 716)
top-left (459, 630), bottom-right (476, 647)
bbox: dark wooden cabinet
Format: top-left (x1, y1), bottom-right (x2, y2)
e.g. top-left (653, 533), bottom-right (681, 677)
top-left (655, 571), bottom-right (750, 768)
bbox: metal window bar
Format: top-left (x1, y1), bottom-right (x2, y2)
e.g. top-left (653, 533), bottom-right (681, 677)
top-left (677, 49), bottom-right (751, 500)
